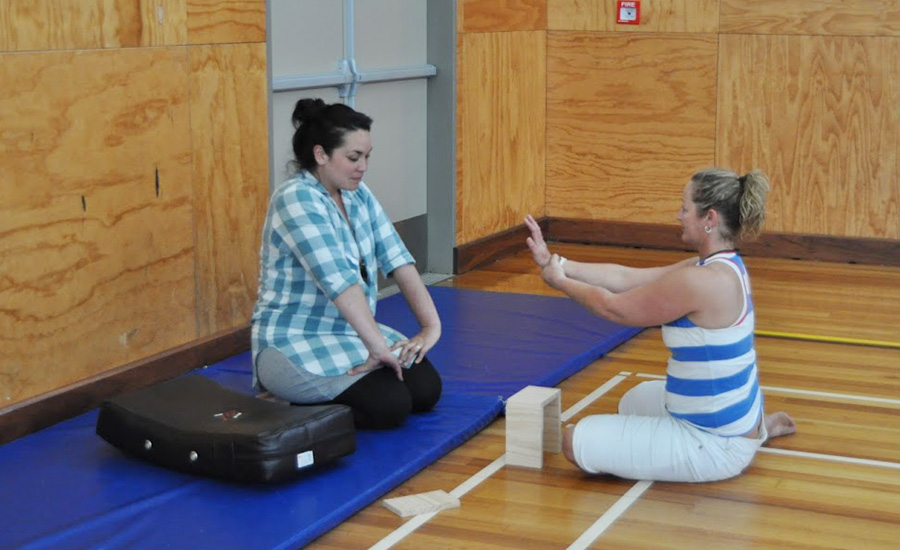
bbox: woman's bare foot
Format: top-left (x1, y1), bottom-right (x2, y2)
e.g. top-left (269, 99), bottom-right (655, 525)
top-left (765, 411), bottom-right (796, 439)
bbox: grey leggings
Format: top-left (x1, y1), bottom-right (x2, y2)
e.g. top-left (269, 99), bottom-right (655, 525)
top-left (256, 347), bottom-right (357, 403)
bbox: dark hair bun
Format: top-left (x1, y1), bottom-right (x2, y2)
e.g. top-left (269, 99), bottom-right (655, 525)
top-left (292, 98), bottom-right (327, 128)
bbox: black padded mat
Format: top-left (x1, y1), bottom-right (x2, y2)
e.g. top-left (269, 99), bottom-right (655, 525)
top-left (96, 375), bottom-right (356, 483)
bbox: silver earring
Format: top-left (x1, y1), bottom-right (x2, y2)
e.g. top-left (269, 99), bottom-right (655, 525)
top-left (704, 226), bottom-right (712, 234)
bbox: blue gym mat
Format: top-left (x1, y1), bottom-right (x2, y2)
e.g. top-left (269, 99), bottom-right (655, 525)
top-left (0, 287), bottom-right (641, 550)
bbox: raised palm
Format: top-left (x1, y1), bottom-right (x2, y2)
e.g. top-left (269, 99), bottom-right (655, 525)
top-left (524, 215), bottom-right (551, 267)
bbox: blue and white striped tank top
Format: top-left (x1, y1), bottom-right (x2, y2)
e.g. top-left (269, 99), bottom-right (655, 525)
top-left (661, 251), bottom-right (762, 436)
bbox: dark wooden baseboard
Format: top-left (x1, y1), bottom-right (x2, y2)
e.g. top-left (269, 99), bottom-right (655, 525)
top-left (549, 219), bottom-right (689, 252)
top-left (454, 217), bottom-right (549, 274)
top-left (0, 326), bottom-right (251, 446)
top-left (454, 217), bottom-right (900, 273)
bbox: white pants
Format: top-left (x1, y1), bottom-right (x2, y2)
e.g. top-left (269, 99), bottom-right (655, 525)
top-left (572, 380), bottom-right (767, 482)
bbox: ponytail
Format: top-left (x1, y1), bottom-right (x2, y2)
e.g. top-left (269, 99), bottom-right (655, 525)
top-left (736, 170), bottom-right (770, 241)
top-left (691, 168), bottom-right (770, 242)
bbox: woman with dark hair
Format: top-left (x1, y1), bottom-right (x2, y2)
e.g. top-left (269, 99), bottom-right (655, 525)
top-left (251, 99), bottom-right (441, 429)
top-left (525, 168), bottom-right (795, 482)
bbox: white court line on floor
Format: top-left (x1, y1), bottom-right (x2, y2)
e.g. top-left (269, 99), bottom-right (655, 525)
top-left (635, 373), bottom-right (900, 406)
top-left (758, 447), bottom-right (900, 470)
top-left (565, 480), bottom-right (653, 550)
top-left (368, 372), bottom-right (631, 550)
top-left (369, 457), bottom-right (506, 550)
top-left (759, 385), bottom-right (900, 406)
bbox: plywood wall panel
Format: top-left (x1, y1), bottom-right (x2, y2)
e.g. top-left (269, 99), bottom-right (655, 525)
top-left (546, 32), bottom-right (717, 222)
top-left (459, 0), bottom-right (546, 33)
top-left (187, 0), bottom-right (266, 45)
top-left (721, 0), bottom-right (900, 36)
top-left (456, 31), bottom-right (546, 245)
top-left (0, 48), bottom-right (196, 406)
top-left (718, 35), bottom-right (900, 239)
top-left (0, 0), bottom-right (187, 52)
top-left (148, 0), bottom-right (188, 46)
top-left (190, 43), bottom-right (269, 334)
top-left (547, 0), bottom-right (718, 33)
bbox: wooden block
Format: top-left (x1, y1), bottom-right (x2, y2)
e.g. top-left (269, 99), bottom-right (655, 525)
top-left (382, 490), bottom-right (460, 518)
top-left (505, 385), bottom-right (562, 469)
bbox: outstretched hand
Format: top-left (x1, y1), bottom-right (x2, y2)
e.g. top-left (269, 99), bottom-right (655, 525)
top-left (524, 215), bottom-right (551, 268)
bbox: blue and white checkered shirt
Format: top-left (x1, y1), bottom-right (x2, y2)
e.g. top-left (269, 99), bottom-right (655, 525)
top-left (251, 172), bottom-right (415, 382)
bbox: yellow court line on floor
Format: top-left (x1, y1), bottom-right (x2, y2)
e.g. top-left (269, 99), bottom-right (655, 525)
top-left (756, 330), bottom-right (900, 349)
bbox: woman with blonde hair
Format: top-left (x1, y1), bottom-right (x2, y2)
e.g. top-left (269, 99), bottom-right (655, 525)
top-left (526, 168), bottom-right (795, 482)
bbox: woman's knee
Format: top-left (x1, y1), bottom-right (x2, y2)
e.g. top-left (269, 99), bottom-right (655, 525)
top-left (618, 380), bottom-right (667, 416)
top-left (363, 390), bottom-right (413, 429)
top-left (335, 369), bottom-right (413, 429)
top-left (404, 359), bottom-right (442, 412)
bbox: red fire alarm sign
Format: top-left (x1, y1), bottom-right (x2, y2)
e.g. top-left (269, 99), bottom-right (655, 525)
top-left (617, 1), bottom-right (640, 25)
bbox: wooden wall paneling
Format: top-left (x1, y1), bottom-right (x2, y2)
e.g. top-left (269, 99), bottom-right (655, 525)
top-left (546, 32), bottom-right (717, 222)
top-left (720, 0), bottom-right (900, 36)
top-left (146, 0), bottom-right (188, 46)
top-left (458, 0), bottom-right (547, 33)
top-left (456, 31), bottom-right (546, 245)
top-left (0, 1), bottom-right (135, 51)
top-left (190, 43), bottom-right (269, 334)
top-left (547, 0), bottom-right (718, 33)
top-left (0, 48), bottom-right (196, 407)
top-left (0, 0), bottom-right (187, 52)
top-left (187, 0), bottom-right (266, 45)
top-left (717, 35), bottom-right (900, 239)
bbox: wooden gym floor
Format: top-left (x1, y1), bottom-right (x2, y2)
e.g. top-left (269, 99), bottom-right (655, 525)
top-left (306, 244), bottom-right (900, 550)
